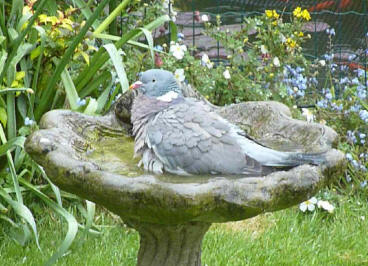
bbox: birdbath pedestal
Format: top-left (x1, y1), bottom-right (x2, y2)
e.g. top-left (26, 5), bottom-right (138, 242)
top-left (25, 92), bottom-right (344, 266)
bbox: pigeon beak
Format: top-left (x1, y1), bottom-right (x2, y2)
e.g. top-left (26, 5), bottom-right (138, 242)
top-left (129, 81), bottom-right (143, 90)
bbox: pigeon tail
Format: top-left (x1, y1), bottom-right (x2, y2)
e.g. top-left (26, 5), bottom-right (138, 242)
top-left (238, 137), bottom-right (327, 167)
top-left (286, 152), bottom-right (327, 166)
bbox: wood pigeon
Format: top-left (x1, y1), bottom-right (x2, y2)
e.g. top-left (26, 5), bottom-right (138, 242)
top-left (130, 69), bottom-right (326, 176)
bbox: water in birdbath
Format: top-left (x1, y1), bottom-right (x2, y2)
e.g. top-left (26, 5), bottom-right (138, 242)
top-left (85, 135), bottom-right (144, 177)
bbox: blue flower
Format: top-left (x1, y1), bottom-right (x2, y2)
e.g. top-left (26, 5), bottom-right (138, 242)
top-left (346, 153), bottom-right (353, 161)
top-left (325, 92), bottom-right (333, 100)
top-left (348, 54), bottom-right (356, 61)
top-left (323, 54), bottom-right (334, 61)
top-left (359, 110), bottom-right (368, 122)
top-left (339, 77), bottom-right (349, 84)
top-left (24, 117), bottom-right (34, 126)
top-left (352, 160), bottom-right (359, 169)
top-left (347, 130), bottom-right (357, 143)
top-left (177, 33), bottom-right (185, 39)
top-left (76, 97), bottom-right (86, 107)
top-left (360, 180), bottom-right (367, 188)
top-left (154, 45), bottom-right (163, 51)
top-left (355, 69), bottom-right (365, 77)
top-left (351, 77), bottom-right (360, 85)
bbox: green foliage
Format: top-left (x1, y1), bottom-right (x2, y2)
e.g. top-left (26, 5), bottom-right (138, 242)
top-left (0, 0), bottom-right (171, 263)
top-left (1, 192), bottom-right (367, 265)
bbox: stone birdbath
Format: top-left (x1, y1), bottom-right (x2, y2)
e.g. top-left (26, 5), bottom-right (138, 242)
top-left (25, 87), bottom-right (344, 266)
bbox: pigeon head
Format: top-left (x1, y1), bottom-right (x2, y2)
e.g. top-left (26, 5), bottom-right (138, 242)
top-left (130, 69), bottom-right (182, 99)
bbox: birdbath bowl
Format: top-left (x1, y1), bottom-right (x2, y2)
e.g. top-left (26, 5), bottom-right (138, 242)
top-left (25, 90), bottom-right (344, 266)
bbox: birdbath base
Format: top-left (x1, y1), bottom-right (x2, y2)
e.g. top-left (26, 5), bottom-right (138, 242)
top-left (126, 220), bottom-right (211, 266)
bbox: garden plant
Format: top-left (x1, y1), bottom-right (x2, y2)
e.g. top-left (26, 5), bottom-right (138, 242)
top-left (0, 0), bottom-right (367, 265)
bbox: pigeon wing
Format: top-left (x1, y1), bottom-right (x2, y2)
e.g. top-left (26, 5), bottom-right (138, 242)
top-left (146, 99), bottom-right (267, 175)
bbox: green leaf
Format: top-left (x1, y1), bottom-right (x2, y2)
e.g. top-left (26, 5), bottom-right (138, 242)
top-left (44, 0), bottom-right (57, 15)
top-left (75, 15), bottom-right (170, 92)
top-left (19, 178), bottom-right (78, 265)
top-left (83, 98), bottom-right (98, 115)
top-left (60, 67), bottom-right (79, 110)
top-left (16, 94), bottom-right (27, 120)
top-left (6, 43), bottom-right (33, 87)
top-left (8, 0), bottom-right (23, 28)
top-left (0, 136), bottom-right (25, 156)
top-left (139, 27), bottom-right (155, 67)
top-left (0, 107), bottom-right (7, 127)
top-left (0, 50), bottom-right (8, 75)
top-left (34, 0), bottom-right (111, 120)
top-left (96, 85), bottom-right (111, 114)
top-left (94, 0), bottom-right (132, 35)
top-left (169, 20), bottom-right (178, 42)
top-left (17, 12), bottom-right (33, 32)
top-left (37, 165), bottom-right (63, 207)
top-left (0, 124), bottom-right (22, 203)
top-left (79, 71), bottom-right (111, 98)
top-left (0, 0), bottom-right (47, 84)
top-left (74, 0), bottom-right (100, 30)
top-left (103, 43), bottom-right (129, 92)
top-left (0, 188), bottom-right (40, 250)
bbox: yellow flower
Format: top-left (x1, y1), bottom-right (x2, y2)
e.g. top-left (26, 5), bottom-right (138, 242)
top-left (298, 32), bottom-right (304, 37)
top-left (38, 14), bottom-right (48, 24)
top-left (286, 38), bottom-right (297, 48)
top-left (293, 7), bottom-right (302, 18)
top-left (272, 21), bottom-right (278, 26)
top-left (49, 16), bottom-right (59, 25)
top-left (301, 9), bottom-right (311, 21)
top-left (265, 9), bottom-right (279, 19)
top-left (293, 7), bottom-right (311, 21)
top-left (265, 10), bottom-right (273, 18)
top-left (243, 37), bottom-right (248, 43)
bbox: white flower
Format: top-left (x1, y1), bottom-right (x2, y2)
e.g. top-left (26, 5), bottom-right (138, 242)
top-left (223, 69), bottom-right (231, 80)
top-left (280, 33), bottom-right (286, 43)
top-left (76, 97), bottom-right (86, 107)
top-left (273, 57), bottom-right (280, 67)
top-left (260, 45), bottom-right (268, 54)
top-left (171, 10), bottom-right (177, 22)
top-left (299, 197), bottom-right (317, 212)
top-left (170, 42), bottom-right (187, 60)
top-left (174, 69), bottom-right (185, 83)
top-left (201, 14), bottom-right (209, 22)
top-left (24, 117), bottom-right (35, 126)
top-left (317, 200), bottom-right (335, 213)
top-left (162, 0), bottom-right (170, 9)
top-left (318, 60), bottom-right (326, 66)
top-left (301, 108), bottom-right (315, 123)
top-left (201, 53), bottom-right (213, 69)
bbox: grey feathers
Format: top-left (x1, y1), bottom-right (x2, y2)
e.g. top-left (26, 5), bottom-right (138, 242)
top-left (130, 69), bottom-right (326, 176)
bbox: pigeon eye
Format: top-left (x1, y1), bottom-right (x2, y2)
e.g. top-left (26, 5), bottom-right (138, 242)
top-left (152, 79), bottom-right (156, 83)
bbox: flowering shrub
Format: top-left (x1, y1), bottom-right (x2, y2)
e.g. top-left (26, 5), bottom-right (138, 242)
top-left (148, 6), bottom-right (367, 193)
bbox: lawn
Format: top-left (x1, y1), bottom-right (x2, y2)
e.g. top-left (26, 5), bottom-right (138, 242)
top-left (1, 191), bottom-right (367, 265)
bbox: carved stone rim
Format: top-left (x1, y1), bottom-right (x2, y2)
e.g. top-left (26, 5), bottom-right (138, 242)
top-left (25, 109), bottom-right (344, 225)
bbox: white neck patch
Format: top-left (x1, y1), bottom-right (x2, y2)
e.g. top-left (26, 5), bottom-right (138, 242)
top-left (157, 91), bottom-right (179, 102)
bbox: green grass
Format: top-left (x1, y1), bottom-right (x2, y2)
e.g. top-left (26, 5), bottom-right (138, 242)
top-left (1, 191), bottom-right (367, 266)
